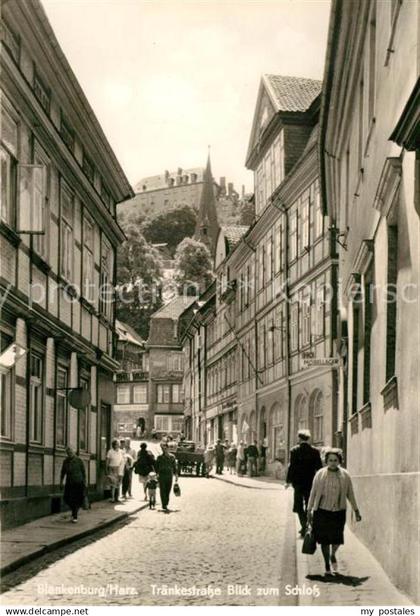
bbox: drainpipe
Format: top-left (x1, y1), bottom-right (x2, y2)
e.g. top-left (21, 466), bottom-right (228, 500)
top-left (282, 209), bottom-right (293, 465)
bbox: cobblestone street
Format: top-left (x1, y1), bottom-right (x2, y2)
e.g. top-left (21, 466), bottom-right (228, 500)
top-left (1, 477), bottom-right (297, 606)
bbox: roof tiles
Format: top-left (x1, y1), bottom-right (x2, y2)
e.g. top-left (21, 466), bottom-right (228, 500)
top-left (264, 74), bottom-right (322, 113)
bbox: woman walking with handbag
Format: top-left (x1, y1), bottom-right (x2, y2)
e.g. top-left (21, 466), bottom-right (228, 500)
top-left (307, 448), bottom-right (362, 576)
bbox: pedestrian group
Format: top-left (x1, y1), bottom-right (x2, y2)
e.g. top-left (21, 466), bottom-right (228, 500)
top-left (60, 429), bottom-right (362, 577)
top-left (286, 429), bottom-right (362, 577)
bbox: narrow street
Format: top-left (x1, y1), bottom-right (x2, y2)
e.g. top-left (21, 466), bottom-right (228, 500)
top-left (1, 477), bottom-right (297, 606)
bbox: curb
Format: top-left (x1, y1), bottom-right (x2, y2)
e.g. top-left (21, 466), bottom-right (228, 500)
top-left (0, 503), bottom-right (149, 577)
top-left (211, 474), bottom-right (283, 490)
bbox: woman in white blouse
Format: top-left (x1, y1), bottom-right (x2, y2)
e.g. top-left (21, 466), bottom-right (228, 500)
top-left (307, 448), bottom-right (362, 576)
top-left (106, 439), bottom-right (125, 503)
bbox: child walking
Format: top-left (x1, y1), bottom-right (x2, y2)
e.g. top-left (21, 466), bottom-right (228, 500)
top-left (146, 471), bottom-right (158, 509)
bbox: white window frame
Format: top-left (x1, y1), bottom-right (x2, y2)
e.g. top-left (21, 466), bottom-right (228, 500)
top-left (157, 384), bottom-right (170, 404)
top-left (60, 182), bottom-right (74, 281)
top-left (133, 383), bottom-right (147, 404)
top-left (290, 303), bottom-right (299, 352)
top-left (56, 365), bottom-right (68, 446)
top-left (289, 211), bottom-right (297, 262)
top-left (300, 193), bottom-right (310, 253)
top-left (172, 383), bottom-right (182, 404)
top-left (314, 182), bottom-right (323, 240)
top-left (30, 353), bottom-right (43, 444)
top-left (100, 237), bottom-right (114, 320)
top-left (117, 384), bottom-right (130, 404)
top-left (83, 215), bottom-right (95, 302)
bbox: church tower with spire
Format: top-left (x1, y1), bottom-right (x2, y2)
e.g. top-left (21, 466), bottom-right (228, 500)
top-left (194, 152), bottom-right (220, 256)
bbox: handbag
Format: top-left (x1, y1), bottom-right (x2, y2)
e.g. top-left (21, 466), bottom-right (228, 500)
top-left (82, 487), bottom-right (90, 510)
top-left (302, 526), bottom-right (316, 555)
top-left (173, 482), bottom-right (181, 497)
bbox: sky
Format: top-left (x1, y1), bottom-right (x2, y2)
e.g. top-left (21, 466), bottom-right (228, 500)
top-left (42, 0), bottom-right (331, 193)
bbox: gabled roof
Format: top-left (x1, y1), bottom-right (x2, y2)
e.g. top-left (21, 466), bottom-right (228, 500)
top-left (246, 74), bottom-right (322, 167)
top-left (221, 225), bottom-right (249, 250)
top-left (115, 320), bottom-right (144, 347)
top-left (264, 75), bottom-right (322, 113)
top-left (150, 296), bottom-right (197, 321)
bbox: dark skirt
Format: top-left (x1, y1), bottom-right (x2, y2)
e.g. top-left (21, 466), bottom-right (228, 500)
top-left (64, 481), bottom-right (85, 510)
top-left (313, 508), bottom-right (346, 545)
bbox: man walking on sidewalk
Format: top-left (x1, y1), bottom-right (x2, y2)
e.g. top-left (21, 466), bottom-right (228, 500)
top-left (246, 441), bottom-right (260, 477)
top-left (285, 430), bottom-right (322, 536)
top-left (215, 439), bottom-right (225, 475)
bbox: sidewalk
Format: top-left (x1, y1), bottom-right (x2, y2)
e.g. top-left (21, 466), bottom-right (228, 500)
top-left (1, 495), bottom-right (148, 577)
top-left (212, 472), bottom-right (412, 605)
top-left (295, 517), bottom-right (413, 606)
top-left (211, 471), bottom-right (283, 490)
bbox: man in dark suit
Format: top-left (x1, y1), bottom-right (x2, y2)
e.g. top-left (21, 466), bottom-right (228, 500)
top-left (286, 430), bottom-right (322, 536)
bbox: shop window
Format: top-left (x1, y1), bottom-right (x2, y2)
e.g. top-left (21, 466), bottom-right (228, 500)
top-left (155, 415), bottom-right (169, 431)
top-left (171, 417), bottom-right (183, 433)
top-left (295, 395), bottom-right (308, 434)
top-left (310, 390), bottom-right (324, 445)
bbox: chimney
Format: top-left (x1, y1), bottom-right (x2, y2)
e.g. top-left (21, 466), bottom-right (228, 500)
top-left (219, 177), bottom-right (226, 195)
top-left (177, 167), bottom-right (183, 176)
top-left (164, 170), bottom-right (170, 181)
top-left (228, 182), bottom-right (234, 197)
top-left (242, 185), bottom-right (245, 198)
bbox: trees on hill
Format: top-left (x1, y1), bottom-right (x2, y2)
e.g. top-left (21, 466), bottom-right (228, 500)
top-left (174, 237), bottom-right (215, 296)
top-left (116, 224), bottom-right (163, 340)
top-left (141, 205), bottom-right (197, 256)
